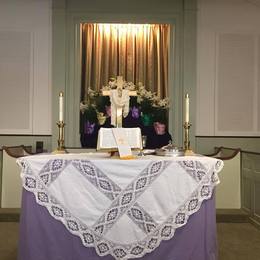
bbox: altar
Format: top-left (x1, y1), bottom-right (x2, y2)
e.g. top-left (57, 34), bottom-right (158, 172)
top-left (17, 153), bottom-right (223, 260)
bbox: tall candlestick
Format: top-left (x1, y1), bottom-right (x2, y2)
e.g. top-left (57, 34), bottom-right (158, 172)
top-left (183, 93), bottom-right (194, 155)
top-left (59, 92), bottom-right (64, 122)
top-left (185, 93), bottom-right (189, 123)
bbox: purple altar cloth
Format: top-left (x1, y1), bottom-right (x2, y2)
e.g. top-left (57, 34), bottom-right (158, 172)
top-left (18, 189), bottom-right (218, 260)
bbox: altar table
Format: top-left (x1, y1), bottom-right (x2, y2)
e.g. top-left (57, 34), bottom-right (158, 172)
top-left (17, 153), bottom-right (223, 260)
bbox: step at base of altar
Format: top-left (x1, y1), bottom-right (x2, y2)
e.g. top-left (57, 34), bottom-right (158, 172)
top-left (0, 208), bottom-right (20, 222)
top-left (216, 209), bottom-right (249, 223)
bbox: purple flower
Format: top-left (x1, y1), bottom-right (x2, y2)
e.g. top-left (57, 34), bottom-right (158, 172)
top-left (84, 121), bottom-right (95, 135)
top-left (131, 106), bottom-right (140, 119)
top-left (154, 122), bottom-right (166, 135)
top-left (105, 106), bottom-right (111, 117)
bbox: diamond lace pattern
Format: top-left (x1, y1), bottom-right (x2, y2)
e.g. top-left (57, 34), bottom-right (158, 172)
top-left (178, 160), bottom-right (207, 182)
top-left (73, 160), bottom-right (159, 234)
top-left (39, 159), bottom-right (70, 186)
top-left (93, 161), bottom-right (171, 235)
top-left (18, 158), bottom-right (223, 260)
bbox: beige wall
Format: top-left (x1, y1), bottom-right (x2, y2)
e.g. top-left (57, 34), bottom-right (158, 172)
top-left (196, 0), bottom-right (260, 154)
top-left (0, 0), bottom-right (52, 155)
top-left (197, 0), bottom-right (260, 137)
top-left (0, 0), bottom-right (52, 135)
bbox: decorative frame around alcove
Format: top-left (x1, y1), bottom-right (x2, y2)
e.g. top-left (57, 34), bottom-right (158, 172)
top-left (52, 2), bottom-right (197, 149)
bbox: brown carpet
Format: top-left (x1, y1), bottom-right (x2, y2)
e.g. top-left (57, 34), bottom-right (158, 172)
top-left (218, 223), bottom-right (260, 260)
top-left (0, 222), bottom-right (260, 260)
top-left (0, 222), bottom-right (18, 260)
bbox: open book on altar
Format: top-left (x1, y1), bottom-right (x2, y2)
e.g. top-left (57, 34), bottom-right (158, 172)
top-left (97, 127), bottom-right (142, 151)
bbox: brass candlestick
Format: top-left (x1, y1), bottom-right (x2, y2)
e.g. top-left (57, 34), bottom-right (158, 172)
top-left (183, 122), bottom-right (194, 156)
top-left (53, 121), bottom-right (67, 154)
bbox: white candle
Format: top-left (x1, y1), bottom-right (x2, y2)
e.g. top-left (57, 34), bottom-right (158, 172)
top-left (59, 91), bottom-right (64, 122)
top-left (185, 93), bottom-right (189, 123)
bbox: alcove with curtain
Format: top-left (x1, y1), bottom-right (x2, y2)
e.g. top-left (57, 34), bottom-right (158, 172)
top-left (80, 23), bottom-right (172, 148)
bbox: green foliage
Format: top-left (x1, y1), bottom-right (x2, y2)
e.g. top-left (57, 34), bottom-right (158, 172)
top-left (139, 98), bottom-right (155, 115)
top-left (80, 80), bottom-right (170, 126)
top-left (83, 105), bottom-right (98, 123)
top-left (153, 107), bottom-right (168, 124)
top-left (95, 96), bottom-right (111, 113)
top-left (129, 96), bottom-right (138, 107)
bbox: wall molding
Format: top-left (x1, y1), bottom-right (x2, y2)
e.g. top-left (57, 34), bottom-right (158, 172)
top-left (63, 13), bottom-right (184, 147)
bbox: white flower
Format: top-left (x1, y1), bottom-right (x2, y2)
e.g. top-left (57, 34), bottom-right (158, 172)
top-left (80, 102), bottom-right (88, 113)
top-left (153, 96), bottom-right (160, 102)
top-left (124, 82), bottom-right (136, 91)
top-left (157, 98), bottom-right (170, 108)
top-left (81, 77), bottom-right (170, 116)
top-left (89, 89), bottom-right (97, 98)
top-left (102, 77), bottom-right (137, 92)
top-left (137, 96), bottom-right (143, 103)
top-left (139, 89), bottom-right (147, 97)
top-left (145, 91), bottom-right (153, 99)
top-left (101, 85), bottom-right (111, 91)
top-left (108, 80), bottom-right (116, 88)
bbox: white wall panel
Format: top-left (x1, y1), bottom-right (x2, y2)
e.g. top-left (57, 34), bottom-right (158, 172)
top-left (216, 33), bottom-right (255, 134)
top-left (0, 0), bottom-right (52, 135)
top-left (196, 29), bottom-right (216, 135)
top-left (197, 0), bottom-right (260, 136)
top-left (0, 31), bottom-right (32, 133)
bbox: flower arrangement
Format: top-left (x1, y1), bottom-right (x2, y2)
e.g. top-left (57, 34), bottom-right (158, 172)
top-left (136, 83), bottom-right (169, 118)
top-left (80, 77), bottom-right (170, 128)
top-left (80, 88), bottom-right (109, 124)
top-left (102, 77), bottom-right (136, 92)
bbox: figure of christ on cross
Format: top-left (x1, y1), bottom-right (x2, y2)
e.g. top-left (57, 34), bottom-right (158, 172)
top-left (102, 76), bottom-right (137, 127)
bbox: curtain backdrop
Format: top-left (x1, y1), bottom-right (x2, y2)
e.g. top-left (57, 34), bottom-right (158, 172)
top-left (81, 23), bottom-right (170, 101)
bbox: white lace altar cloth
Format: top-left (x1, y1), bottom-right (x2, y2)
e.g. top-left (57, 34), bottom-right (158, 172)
top-left (17, 154), bottom-right (223, 260)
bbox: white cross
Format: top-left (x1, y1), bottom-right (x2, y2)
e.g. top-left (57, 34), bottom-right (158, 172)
top-left (102, 76), bottom-right (137, 127)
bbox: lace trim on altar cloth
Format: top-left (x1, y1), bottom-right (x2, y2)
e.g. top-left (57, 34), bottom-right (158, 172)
top-left (72, 160), bottom-right (168, 235)
top-left (18, 158), bottom-right (223, 260)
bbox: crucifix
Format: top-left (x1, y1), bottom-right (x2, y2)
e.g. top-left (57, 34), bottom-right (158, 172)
top-left (102, 76), bottom-right (137, 127)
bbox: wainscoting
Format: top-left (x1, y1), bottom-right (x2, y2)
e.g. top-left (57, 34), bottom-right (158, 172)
top-left (242, 151), bottom-right (260, 228)
top-left (203, 145), bottom-right (260, 229)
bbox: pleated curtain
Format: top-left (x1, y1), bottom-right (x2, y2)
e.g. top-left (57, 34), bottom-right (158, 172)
top-left (81, 23), bottom-right (170, 101)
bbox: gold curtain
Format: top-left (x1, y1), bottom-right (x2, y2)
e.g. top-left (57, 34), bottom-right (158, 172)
top-left (81, 23), bottom-right (170, 101)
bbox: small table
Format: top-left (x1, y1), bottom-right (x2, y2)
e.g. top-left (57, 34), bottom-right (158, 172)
top-left (17, 153), bottom-right (223, 260)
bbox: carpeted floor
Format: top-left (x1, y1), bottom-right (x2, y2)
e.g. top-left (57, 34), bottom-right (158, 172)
top-left (0, 222), bottom-right (260, 260)
top-left (217, 223), bottom-right (260, 260)
top-left (0, 222), bottom-right (19, 260)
